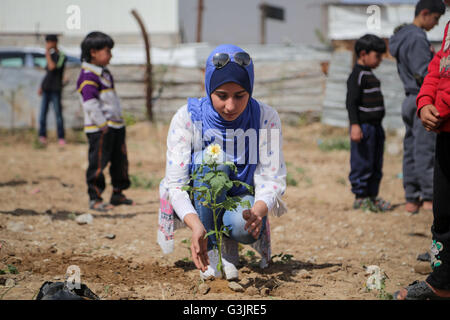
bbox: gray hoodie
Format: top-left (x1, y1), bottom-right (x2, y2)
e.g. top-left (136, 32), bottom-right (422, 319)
top-left (389, 24), bottom-right (434, 95)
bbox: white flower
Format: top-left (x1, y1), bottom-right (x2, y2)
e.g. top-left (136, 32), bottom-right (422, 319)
top-left (204, 143), bottom-right (223, 165)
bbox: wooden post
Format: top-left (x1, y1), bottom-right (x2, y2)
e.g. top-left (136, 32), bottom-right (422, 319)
top-left (196, 0), bottom-right (204, 43)
top-left (260, 3), bottom-right (266, 45)
top-left (131, 9), bottom-right (153, 122)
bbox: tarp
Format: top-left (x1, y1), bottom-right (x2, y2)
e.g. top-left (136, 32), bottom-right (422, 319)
top-left (60, 43), bottom-right (331, 67)
top-left (322, 50), bottom-right (404, 130)
top-left (328, 4), bottom-right (450, 41)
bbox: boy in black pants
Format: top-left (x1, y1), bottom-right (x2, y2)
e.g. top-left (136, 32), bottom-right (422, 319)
top-left (77, 32), bottom-right (133, 211)
top-left (346, 34), bottom-right (391, 212)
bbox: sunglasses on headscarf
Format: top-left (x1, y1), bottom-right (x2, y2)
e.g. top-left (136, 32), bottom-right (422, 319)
top-left (212, 52), bottom-right (252, 69)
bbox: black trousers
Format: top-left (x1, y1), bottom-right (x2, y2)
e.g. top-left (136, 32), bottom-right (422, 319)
top-left (427, 132), bottom-right (450, 290)
top-left (349, 123), bottom-right (385, 198)
top-left (86, 127), bottom-right (130, 201)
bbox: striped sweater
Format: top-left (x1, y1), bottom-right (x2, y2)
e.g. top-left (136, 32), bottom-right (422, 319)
top-left (346, 64), bottom-right (385, 125)
top-left (77, 62), bottom-right (124, 133)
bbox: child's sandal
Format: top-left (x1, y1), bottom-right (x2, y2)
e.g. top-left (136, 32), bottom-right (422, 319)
top-left (89, 200), bottom-right (113, 212)
top-left (394, 281), bottom-right (450, 300)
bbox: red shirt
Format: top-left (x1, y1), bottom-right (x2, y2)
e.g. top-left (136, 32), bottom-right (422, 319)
top-left (417, 21), bottom-right (450, 132)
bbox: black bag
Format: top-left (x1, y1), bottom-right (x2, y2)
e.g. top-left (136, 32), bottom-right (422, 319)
top-left (36, 281), bottom-right (100, 300)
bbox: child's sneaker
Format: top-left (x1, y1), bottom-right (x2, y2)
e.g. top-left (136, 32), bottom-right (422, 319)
top-left (39, 136), bottom-right (47, 145)
top-left (353, 197), bottom-right (368, 209)
top-left (58, 138), bottom-right (66, 146)
top-left (354, 197), bottom-right (379, 212)
top-left (372, 197), bottom-right (392, 212)
top-left (110, 192), bottom-right (134, 206)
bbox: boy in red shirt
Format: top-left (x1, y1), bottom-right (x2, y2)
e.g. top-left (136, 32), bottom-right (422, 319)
top-left (395, 19), bottom-right (450, 300)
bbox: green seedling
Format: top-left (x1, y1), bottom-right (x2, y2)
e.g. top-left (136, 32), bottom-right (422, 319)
top-left (182, 144), bottom-right (253, 278)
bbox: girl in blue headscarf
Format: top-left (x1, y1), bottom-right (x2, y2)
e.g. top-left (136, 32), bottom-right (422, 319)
top-left (158, 44), bottom-right (287, 280)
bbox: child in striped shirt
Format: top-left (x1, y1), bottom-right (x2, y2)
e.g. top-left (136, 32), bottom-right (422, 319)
top-left (77, 31), bottom-right (133, 211)
top-left (346, 34), bottom-right (391, 212)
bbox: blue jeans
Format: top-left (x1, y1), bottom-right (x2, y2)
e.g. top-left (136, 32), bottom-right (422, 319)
top-left (39, 91), bottom-right (65, 139)
top-left (192, 157), bottom-right (265, 251)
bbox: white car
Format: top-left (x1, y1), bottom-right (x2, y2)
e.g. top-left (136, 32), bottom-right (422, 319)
top-left (0, 47), bottom-right (80, 68)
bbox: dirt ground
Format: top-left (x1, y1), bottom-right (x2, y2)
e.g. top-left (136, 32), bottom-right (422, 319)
top-left (0, 119), bottom-right (435, 300)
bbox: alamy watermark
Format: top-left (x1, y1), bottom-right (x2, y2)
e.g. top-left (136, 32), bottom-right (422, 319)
top-left (367, 5), bottom-right (381, 31)
top-left (66, 5), bottom-right (81, 30)
top-left (187, 121), bottom-right (281, 169)
top-left (65, 265), bottom-right (81, 290)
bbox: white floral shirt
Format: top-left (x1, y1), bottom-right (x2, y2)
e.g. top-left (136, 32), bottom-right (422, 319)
top-left (160, 102), bottom-right (287, 222)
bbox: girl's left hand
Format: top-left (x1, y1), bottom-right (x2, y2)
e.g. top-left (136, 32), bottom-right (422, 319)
top-left (243, 201), bottom-right (268, 239)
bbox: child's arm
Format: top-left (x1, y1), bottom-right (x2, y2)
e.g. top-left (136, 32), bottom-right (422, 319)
top-left (406, 36), bottom-right (434, 85)
top-left (346, 71), bottom-right (363, 142)
top-left (417, 21), bottom-right (450, 130)
top-left (78, 78), bottom-right (108, 130)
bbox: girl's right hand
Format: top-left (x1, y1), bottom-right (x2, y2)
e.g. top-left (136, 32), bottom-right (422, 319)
top-left (184, 213), bottom-right (209, 272)
top-left (191, 225), bottom-right (209, 272)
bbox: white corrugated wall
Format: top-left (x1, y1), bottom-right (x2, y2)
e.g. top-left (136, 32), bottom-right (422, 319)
top-left (0, 0), bottom-right (178, 35)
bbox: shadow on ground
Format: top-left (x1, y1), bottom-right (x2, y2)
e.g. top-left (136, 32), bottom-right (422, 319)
top-left (0, 208), bottom-right (157, 220)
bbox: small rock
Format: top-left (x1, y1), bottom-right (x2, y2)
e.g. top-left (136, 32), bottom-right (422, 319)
top-left (228, 282), bottom-right (244, 292)
top-left (119, 292), bottom-right (131, 300)
top-left (273, 226), bottom-right (285, 233)
top-left (239, 267), bottom-right (251, 274)
top-left (129, 262), bottom-right (140, 270)
top-left (295, 269), bottom-right (311, 279)
top-left (328, 266), bottom-right (340, 273)
top-left (245, 286), bottom-right (259, 296)
top-left (76, 213), bottom-right (93, 225)
top-left (104, 234), bottom-right (116, 240)
top-left (239, 277), bottom-right (253, 288)
top-left (414, 263), bottom-right (432, 275)
top-left (5, 278), bottom-right (15, 287)
top-left (53, 276), bottom-right (61, 280)
top-left (6, 221), bottom-right (27, 232)
top-left (198, 283), bottom-right (210, 295)
top-left (260, 288), bottom-right (270, 296)
top-left (306, 256), bottom-right (316, 264)
top-left (47, 246), bottom-right (58, 254)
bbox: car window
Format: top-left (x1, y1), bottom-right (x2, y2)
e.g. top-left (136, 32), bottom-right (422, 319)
top-left (32, 53), bottom-right (47, 68)
top-left (0, 52), bottom-right (25, 67)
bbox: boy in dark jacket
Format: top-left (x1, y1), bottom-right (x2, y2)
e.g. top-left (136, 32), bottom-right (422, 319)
top-left (346, 34), bottom-right (391, 212)
top-left (389, 0), bottom-right (445, 213)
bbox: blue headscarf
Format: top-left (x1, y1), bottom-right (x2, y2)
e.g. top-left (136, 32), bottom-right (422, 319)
top-left (188, 44), bottom-right (260, 196)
